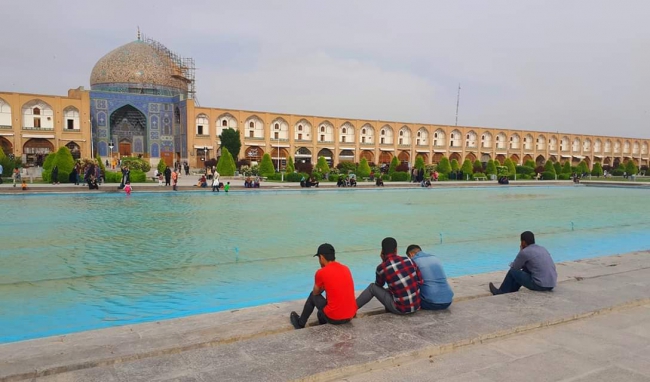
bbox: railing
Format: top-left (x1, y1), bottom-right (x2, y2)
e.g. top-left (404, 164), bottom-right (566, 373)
top-left (195, 134), bottom-right (210, 138)
top-left (62, 128), bottom-right (81, 132)
top-left (0, 125), bottom-right (12, 129)
top-left (359, 142), bottom-right (374, 146)
top-left (434, 145), bottom-right (447, 148)
top-left (398, 144), bottom-right (411, 148)
top-left (246, 136), bottom-right (265, 140)
top-left (318, 140), bottom-right (334, 143)
top-left (22, 126), bottom-right (54, 131)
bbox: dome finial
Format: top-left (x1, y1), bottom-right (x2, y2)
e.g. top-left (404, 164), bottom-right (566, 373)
top-left (137, 26), bottom-right (141, 41)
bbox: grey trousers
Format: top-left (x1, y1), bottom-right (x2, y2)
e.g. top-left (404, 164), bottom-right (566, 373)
top-left (356, 283), bottom-right (404, 315)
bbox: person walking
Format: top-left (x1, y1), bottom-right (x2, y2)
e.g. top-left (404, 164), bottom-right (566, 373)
top-left (164, 166), bottom-right (172, 186)
top-left (212, 170), bottom-right (220, 192)
top-left (13, 167), bottom-right (21, 187)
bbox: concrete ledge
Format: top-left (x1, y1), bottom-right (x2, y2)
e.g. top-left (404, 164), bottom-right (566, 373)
top-left (1, 251), bottom-right (648, 381)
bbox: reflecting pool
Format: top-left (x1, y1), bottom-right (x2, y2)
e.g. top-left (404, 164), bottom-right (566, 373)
top-left (1, 186), bottom-right (649, 343)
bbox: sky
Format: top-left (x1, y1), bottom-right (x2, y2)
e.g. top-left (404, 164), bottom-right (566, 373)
top-left (1, 0), bottom-right (649, 138)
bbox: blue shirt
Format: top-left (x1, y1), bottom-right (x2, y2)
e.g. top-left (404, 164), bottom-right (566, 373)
top-left (412, 251), bottom-right (454, 304)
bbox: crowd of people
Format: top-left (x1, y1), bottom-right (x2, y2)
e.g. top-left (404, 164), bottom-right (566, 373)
top-left (290, 231), bottom-right (557, 329)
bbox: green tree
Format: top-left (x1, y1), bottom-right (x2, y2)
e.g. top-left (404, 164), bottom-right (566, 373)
top-left (545, 160), bottom-right (557, 175)
top-left (216, 147), bottom-right (236, 176)
top-left (461, 159), bottom-right (474, 176)
top-left (577, 160), bottom-right (589, 175)
top-left (315, 156), bottom-right (330, 175)
top-left (504, 158), bottom-right (516, 175)
top-left (437, 156), bottom-right (452, 174)
top-left (219, 128), bottom-right (242, 160)
top-left (591, 162), bottom-right (604, 177)
top-left (95, 152), bottom-right (106, 176)
top-left (0, 147), bottom-right (10, 177)
top-left (157, 158), bottom-right (166, 174)
top-left (357, 158), bottom-right (371, 178)
top-left (388, 156), bottom-right (399, 174)
top-left (486, 160), bottom-right (497, 176)
top-left (553, 162), bottom-right (562, 174)
top-left (415, 155), bottom-right (425, 171)
top-left (259, 153), bottom-right (275, 176)
top-left (524, 159), bottom-right (536, 168)
top-left (561, 161), bottom-right (571, 174)
top-left (473, 159), bottom-right (483, 173)
top-left (285, 156), bottom-right (295, 173)
top-left (625, 160), bottom-right (638, 175)
top-left (450, 159), bottom-right (460, 172)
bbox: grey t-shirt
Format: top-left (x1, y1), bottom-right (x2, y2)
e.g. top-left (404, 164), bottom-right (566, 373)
top-left (511, 244), bottom-right (557, 288)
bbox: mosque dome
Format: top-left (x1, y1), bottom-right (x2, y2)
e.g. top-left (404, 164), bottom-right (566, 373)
top-left (90, 40), bottom-right (189, 96)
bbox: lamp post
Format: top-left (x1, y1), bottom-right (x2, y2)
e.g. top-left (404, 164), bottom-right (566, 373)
top-left (109, 140), bottom-right (114, 164)
top-left (204, 146), bottom-right (208, 168)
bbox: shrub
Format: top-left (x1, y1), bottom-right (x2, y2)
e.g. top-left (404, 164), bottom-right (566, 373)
top-left (265, 173), bottom-right (282, 181)
top-left (157, 159), bottom-right (166, 174)
top-left (286, 156), bottom-right (295, 174)
top-left (473, 160), bottom-right (483, 174)
top-left (516, 165), bottom-right (535, 175)
top-left (415, 156), bottom-right (425, 171)
top-left (381, 174), bottom-right (391, 181)
top-left (120, 157), bottom-right (151, 172)
top-left (285, 172), bottom-right (303, 182)
top-left (450, 159), bottom-right (460, 172)
top-left (545, 160), bottom-right (556, 175)
top-left (388, 156), bottom-right (399, 174)
top-left (105, 171), bottom-right (122, 183)
top-left (577, 161), bottom-right (589, 175)
top-left (542, 171), bottom-right (556, 180)
top-left (504, 158), bottom-right (516, 175)
top-left (591, 162), bottom-right (604, 177)
top-left (336, 161), bottom-right (356, 173)
top-left (217, 147), bottom-right (236, 176)
top-left (437, 156), bottom-right (452, 174)
top-left (472, 172), bottom-right (486, 180)
top-left (625, 160), bottom-right (638, 175)
top-left (259, 153), bottom-right (276, 177)
top-left (524, 160), bottom-right (536, 168)
top-left (461, 159), bottom-right (474, 175)
top-left (437, 173), bottom-right (449, 181)
top-left (496, 166), bottom-right (509, 177)
top-left (390, 171), bottom-right (409, 181)
top-left (315, 156), bottom-right (330, 175)
top-left (486, 160), bottom-right (497, 176)
top-left (557, 173), bottom-right (571, 180)
top-left (130, 169), bottom-right (147, 183)
top-left (357, 158), bottom-right (371, 178)
top-left (553, 162), bottom-right (561, 174)
top-left (518, 174), bottom-right (532, 180)
top-left (611, 169), bottom-right (624, 176)
top-left (96, 153), bottom-right (106, 176)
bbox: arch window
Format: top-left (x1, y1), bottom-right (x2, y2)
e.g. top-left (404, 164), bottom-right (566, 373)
top-left (270, 118), bottom-right (289, 140)
top-left (524, 134), bottom-right (534, 150)
top-left (572, 138), bottom-right (581, 152)
top-left (63, 106), bottom-right (80, 130)
top-left (482, 132), bottom-right (492, 148)
top-left (536, 135), bottom-right (546, 150)
top-left (245, 116), bottom-right (264, 139)
top-left (560, 136), bottom-right (570, 151)
top-left (294, 120), bottom-right (311, 141)
top-left (496, 133), bottom-right (507, 149)
top-left (583, 139), bottom-right (591, 152)
top-left (359, 124), bottom-right (374, 144)
top-left (605, 140), bottom-right (612, 152)
top-left (195, 114), bottom-right (209, 136)
top-left (510, 134), bottom-right (520, 149)
top-left (417, 128), bottom-right (428, 146)
top-left (0, 98), bottom-right (11, 127)
top-left (449, 130), bottom-right (461, 147)
top-left (318, 122), bottom-right (333, 142)
top-left (216, 113), bottom-right (237, 138)
top-left (594, 139), bottom-right (602, 152)
top-left (465, 130), bottom-right (477, 148)
top-left (623, 141), bottom-right (631, 154)
top-left (433, 129), bottom-right (446, 147)
top-left (398, 127), bottom-right (411, 146)
top-left (633, 142), bottom-right (640, 154)
top-left (22, 99), bottom-right (53, 130)
top-left (339, 122), bottom-right (354, 144)
top-left (379, 126), bottom-right (393, 145)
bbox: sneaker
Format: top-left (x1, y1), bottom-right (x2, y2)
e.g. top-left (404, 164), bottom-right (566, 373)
top-left (290, 311), bottom-right (304, 329)
top-left (489, 282), bottom-right (501, 296)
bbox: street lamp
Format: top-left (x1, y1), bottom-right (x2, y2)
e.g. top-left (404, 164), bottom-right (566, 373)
top-left (204, 146), bottom-right (208, 166)
top-left (109, 140), bottom-right (114, 161)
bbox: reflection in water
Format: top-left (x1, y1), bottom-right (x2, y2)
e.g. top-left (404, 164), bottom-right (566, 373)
top-left (1, 187), bottom-right (649, 343)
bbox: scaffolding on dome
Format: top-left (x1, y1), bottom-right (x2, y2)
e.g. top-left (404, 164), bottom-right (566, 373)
top-left (140, 33), bottom-right (199, 105)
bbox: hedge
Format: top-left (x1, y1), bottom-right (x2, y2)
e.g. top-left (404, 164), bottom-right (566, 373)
top-left (130, 169), bottom-right (146, 183)
top-left (557, 173), bottom-right (571, 180)
top-left (285, 172), bottom-right (304, 182)
top-left (119, 157), bottom-right (151, 172)
top-left (610, 169), bottom-right (624, 176)
top-left (541, 171), bottom-right (556, 180)
top-left (437, 173), bottom-right (449, 181)
top-left (516, 165), bottom-right (535, 175)
top-left (472, 172), bottom-right (486, 180)
top-left (390, 171), bottom-right (409, 181)
top-left (105, 172), bottom-right (122, 183)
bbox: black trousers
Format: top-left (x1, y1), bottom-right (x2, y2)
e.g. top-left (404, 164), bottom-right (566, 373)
top-left (297, 293), bottom-right (351, 327)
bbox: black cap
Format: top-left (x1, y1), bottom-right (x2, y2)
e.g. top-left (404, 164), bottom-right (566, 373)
top-left (314, 243), bottom-right (335, 261)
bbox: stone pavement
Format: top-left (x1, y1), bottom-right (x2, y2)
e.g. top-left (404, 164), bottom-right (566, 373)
top-left (1, 251), bottom-right (648, 382)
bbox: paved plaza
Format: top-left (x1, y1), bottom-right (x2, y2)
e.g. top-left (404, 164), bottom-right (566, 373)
top-left (1, 251), bottom-right (648, 382)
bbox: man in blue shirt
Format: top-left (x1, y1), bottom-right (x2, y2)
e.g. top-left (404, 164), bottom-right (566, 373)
top-left (406, 244), bottom-right (454, 310)
top-left (490, 231), bottom-right (557, 295)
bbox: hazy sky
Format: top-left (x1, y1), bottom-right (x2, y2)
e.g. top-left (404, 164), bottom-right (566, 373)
top-left (1, 0), bottom-right (649, 138)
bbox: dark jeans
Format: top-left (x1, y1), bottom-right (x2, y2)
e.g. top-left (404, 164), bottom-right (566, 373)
top-left (497, 269), bottom-right (554, 294)
top-left (297, 293), bottom-right (350, 327)
top-left (421, 300), bottom-right (451, 310)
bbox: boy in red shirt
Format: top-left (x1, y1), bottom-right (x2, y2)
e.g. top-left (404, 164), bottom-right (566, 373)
top-left (290, 243), bottom-right (357, 329)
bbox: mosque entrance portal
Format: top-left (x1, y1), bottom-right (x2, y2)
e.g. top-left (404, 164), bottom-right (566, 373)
top-left (110, 105), bottom-right (147, 157)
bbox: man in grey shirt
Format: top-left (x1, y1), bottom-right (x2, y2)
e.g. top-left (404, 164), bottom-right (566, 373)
top-left (490, 231), bottom-right (557, 295)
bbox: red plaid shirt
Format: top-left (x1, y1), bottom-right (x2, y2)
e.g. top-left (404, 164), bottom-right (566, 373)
top-left (376, 253), bottom-right (422, 313)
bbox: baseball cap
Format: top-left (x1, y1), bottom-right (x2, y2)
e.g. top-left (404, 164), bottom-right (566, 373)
top-left (314, 243), bottom-right (335, 258)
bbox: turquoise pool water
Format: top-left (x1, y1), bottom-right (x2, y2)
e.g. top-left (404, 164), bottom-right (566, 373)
top-left (1, 186), bottom-right (649, 343)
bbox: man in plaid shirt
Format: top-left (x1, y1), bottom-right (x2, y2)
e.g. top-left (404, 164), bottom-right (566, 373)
top-left (356, 237), bottom-right (422, 314)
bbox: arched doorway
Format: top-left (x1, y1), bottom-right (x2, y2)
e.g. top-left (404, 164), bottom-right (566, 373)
top-left (416, 153), bottom-right (428, 164)
top-left (23, 138), bottom-right (54, 166)
top-left (295, 147), bottom-right (312, 164)
top-left (509, 154), bottom-right (520, 164)
top-left (398, 150), bottom-right (410, 164)
top-left (110, 105), bottom-right (147, 157)
top-left (0, 136), bottom-right (13, 156)
top-left (65, 141), bottom-right (81, 160)
top-left (523, 154), bottom-right (533, 164)
top-left (359, 150), bottom-right (374, 164)
top-left (245, 146), bottom-right (264, 163)
top-left (378, 151), bottom-right (393, 164)
top-left (339, 149), bottom-right (355, 163)
top-left (465, 152), bottom-right (477, 163)
top-left (317, 148), bottom-right (334, 166)
top-left (494, 154), bottom-right (506, 164)
top-left (432, 153), bottom-right (444, 163)
top-left (449, 152), bottom-right (462, 163)
top-left (480, 153), bottom-right (491, 163)
top-left (535, 155), bottom-right (545, 166)
top-left (271, 147), bottom-right (289, 170)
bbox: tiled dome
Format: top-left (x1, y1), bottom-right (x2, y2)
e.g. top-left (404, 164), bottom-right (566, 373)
top-left (90, 40), bottom-right (188, 93)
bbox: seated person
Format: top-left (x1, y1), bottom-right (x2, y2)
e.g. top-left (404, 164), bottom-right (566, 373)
top-left (433, 171), bottom-right (439, 181)
top-left (375, 176), bottom-right (384, 186)
top-left (498, 176), bottom-right (510, 185)
top-left (406, 244), bottom-right (453, 310)
top-left (535, 172), bottom-right (541, 180)
top-left (421, 179), bottom-right (431, 187)
top-left (489, 231), bottom-right (557, 295)
top-left (290, 244), bottom-right (357, 329)
top-left (344, 176), bottom-right (350, 186)
top-left (337, 176), bottom-right (345, 187)
top-left (244, 176), bottom-right (252, 188)
top-left (348, 173), bottom-right (357, 187)
top-left (196, 175), bottom-right (208, 188)
top-left (300, 175), bottom-right (307, 188)
top-left (309, 176), bottom-right (319, 188)
top-left (254, 176), bottom-right (260, 188)
top-left (356, 237), bottom-right (421, 315)
top-left (21, 179), bottom-right (28, 191)
top-left (88, 175), bottom-right (99, 190)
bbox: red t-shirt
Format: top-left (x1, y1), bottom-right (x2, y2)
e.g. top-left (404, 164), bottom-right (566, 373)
top-left (315, 261), bottom-right (357, 320)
